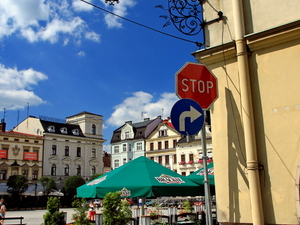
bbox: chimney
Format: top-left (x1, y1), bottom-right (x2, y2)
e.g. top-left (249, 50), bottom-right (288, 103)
top-left (0, 119), bottom-right (6, 132)
top-left (144, 118), bottom-right (150, 121)
top-left (125, 121), bottom-right (132, 125)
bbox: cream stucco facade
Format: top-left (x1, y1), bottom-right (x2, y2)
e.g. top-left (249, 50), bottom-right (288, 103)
top-left (145, 122), bottom-right (181, 171)
top-left (0, 127), bottom-right (43, 185)
top-left (13, 112), bottom-right (105, 188)
top-left (176, 126), bottom-right (213, 176)
top-left (192, 0), bottom-right (300, 224)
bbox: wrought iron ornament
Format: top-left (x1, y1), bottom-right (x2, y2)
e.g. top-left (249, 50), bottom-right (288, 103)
top-left (156, 0), bottom-right (204, 36)
top-left (157, 0), bottom-right (223, 43)
top-left (168, 0), bottom-right (204, 36)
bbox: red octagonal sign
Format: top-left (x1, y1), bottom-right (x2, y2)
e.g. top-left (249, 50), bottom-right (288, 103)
top-left (176, 62), bottom-right (218, 110)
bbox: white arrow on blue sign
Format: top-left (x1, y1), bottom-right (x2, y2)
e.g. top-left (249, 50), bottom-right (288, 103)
top-left (170, 98), bottom-right (204, 135)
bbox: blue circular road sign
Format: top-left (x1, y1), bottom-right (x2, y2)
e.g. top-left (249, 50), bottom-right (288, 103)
top-left (170, 99), bottom-right (204, 135)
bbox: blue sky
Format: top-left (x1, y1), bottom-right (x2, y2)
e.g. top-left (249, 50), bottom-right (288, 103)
top-left (0, 0), bottom-right (203, 151)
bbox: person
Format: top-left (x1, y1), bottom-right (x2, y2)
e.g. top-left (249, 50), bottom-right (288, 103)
top-left (87, 200), bottom-right (96, 221)
top-left (138, 198), bottom-right (142, 208)
top-left (0, 199), bottom-right (6, 225)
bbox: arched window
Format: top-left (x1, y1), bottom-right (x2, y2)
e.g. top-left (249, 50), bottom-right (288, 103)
top-left (91, 166), bottom-right (96, 175)
top-left (92, 124), bottom-right (96, 135)
top-left (77, 165), bottom-right (81, 176)
top-left (64, 165), bottom-right (69, 176)
top-left (51, 164), bottom-right (56, 176)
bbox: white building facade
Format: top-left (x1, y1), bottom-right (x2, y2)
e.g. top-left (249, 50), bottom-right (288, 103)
top-left (14, 111), bottom-right (105, 188)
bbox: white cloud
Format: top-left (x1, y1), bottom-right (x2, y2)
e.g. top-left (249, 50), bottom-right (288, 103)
top-left (77, 51), bottom-right (86, 57)
top-left (73, 0), bottom-right (94, 12)
top-left (0, 64), bottom-right (47, 110)
top-left (106, 91), bottom-right (178, 127)
top-left (102, 0), bottom-right (136, 28)
top-left (0, 0), bottom-right (100, 44)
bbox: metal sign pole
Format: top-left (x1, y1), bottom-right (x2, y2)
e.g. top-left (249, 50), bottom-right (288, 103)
top-left (201, 110), bottom-right (213, 225)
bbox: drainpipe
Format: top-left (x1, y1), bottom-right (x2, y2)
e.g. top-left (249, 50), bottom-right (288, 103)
top-left (232, 0), bottom-right (264, 224)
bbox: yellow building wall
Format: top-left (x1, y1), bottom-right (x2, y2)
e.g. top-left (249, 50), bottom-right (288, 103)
top-left (193, 25), bottom-right (300, 224)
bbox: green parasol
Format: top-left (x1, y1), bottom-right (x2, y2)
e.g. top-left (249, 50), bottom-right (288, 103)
top-left (77, 156), bottom-right (202, 198)
top-left (187, 162), bottom-right (215, 185)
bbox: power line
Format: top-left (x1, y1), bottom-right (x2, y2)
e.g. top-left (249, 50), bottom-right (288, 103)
top-left (79, 0), bottom-right (203, 47)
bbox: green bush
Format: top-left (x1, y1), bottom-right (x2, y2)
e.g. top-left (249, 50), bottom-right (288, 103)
top-left (71, 198), bottom-right (91, 225)
top-left (43, 197), bottom-right (65, 225)
top-left (102, 192), bottom-right (132, 225)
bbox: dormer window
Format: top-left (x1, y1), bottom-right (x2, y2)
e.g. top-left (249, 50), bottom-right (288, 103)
top-left (60, 127), bottom-right (68, 134)
top-left (72, 129), bottom-right (79, 135)
top-left (48, 125), bottom-right (55, 133)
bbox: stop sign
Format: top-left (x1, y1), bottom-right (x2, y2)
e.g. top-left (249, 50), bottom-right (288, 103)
top-left (176, 62), bottom-right (218, 110)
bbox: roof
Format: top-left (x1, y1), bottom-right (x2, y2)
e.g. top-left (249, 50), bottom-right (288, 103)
top-left (40, 119), bottom-right (85, 137)
top-left (66, 111), bottom-right (102, 118)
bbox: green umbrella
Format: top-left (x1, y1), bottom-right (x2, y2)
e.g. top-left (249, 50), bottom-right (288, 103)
top-left (77, 156), bottom-right (202, 198)
top-left (187, 162), bottom-right (215, 185)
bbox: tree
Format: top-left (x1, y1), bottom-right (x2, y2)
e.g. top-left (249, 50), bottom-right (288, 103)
top-left (64, 175), bottom-right (85, 197)
top-left (39, 176), bottom-right (57, 195)
top-left (7, 175), bottom-right (28, 197)
top-left (71, 198), bottom-right (91, 225)
top-left (102, 192), bottom-right (132, 225)
top-left (43, 197), bottom-right (66, 225)
top-left (90, 173), bottom-right (103, 181)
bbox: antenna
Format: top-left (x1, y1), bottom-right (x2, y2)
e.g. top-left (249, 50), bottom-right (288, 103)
top-left (141, 111), bottom-right (146, 121)
top-left (3, 108), bottom-right (6, 122)
top-left (27, 102), bottom-right (30, 117)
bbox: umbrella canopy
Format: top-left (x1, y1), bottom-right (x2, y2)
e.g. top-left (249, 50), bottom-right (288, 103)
top-left (187, 162), bottom-right (215, 185)
top-left (77, 156), bottom-right (202, 198)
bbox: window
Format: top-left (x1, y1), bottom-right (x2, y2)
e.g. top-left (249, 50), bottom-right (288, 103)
top-left (32, 171), bottom-right (38, 180)
top-left (65, 146), bottom-right (69, 156)
top-left (189, 154), bottom-right (193, 161)
top-left (128, 144), bottom-right (132, 151)
top-left (159, 130), bottom-right (167, 137)
top-left (182, 172), bottom-right (186, 176)
top-left (164, 141), bottom-right (169, 149)
top-left (23, 149), bottom-right (29, 160)
top-left (150, 143), bottom-right (154, 151)
top-left (125, 131), bottom-right (130, 139)
top-left (33, 150), bottom-right (38, 160)
top-left (60, 127), bottom-right (68, 134)
top-left (181, 155), bottom-right (185, 162)
top-left (23, 170), bottom-right (28, 179)
top-left (92, 124), bottom-right (96, 135)
top-left (165, 155), bottom-right (169, 164)
top-left (91, 166), bottom-right (96, 175)
top-left (158, 142), bottom-right (162, 150)
top-left (91, 148), bottom-right (96, 158)
top-left (173, 140), bottom-right (177, 148)
top-left (137, 142), bottom-right (142, 151)
top-left (77, 147), bottom-right (81, 157)
top-left (48, 126), bottom-right (55, 132)
top-left (174, 155), bottom-right (177, 163)
top-left (52, 145), bottom-right (57, 155)
top-left (77, 165), bottom-right (81, 176)
top-left (150, 157), bottom-right (154, 161)
top-left (114, 160), bottom-right (120, 168)
top-left (64, 165), bottom-right (69, 176)
top-left (158, 156), bottom-right (162, 164)
top-left (123, 144), bottom-right (127, 152)
top-left (123, 158), bottom-right (127, 165)
top-left (51, 164), bottom-right (56, 176)
top-left (0, 170), bottom-right (7, 180)
top-left (72, 129), bottom-right (80, 135)
top-left (114, 146), bottom-right (119, 154)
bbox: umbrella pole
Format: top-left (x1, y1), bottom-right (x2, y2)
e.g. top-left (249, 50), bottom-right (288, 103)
top-left (201, 113), bottom-right (213, 225)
